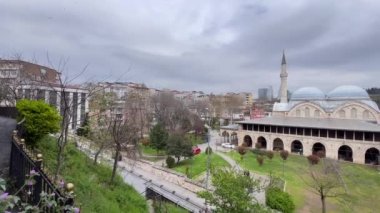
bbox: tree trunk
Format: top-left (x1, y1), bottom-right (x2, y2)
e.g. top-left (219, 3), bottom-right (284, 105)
top-left (94, 149), bottom-right (101, 165)
top-left (321, 195), bottom-right (326, 213)
top-left (111, 149), bottom-right (120, 183)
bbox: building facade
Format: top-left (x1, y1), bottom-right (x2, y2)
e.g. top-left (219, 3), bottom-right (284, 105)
top-left (0, 59), bottom-right (89, 130)
top-left (222, 53), bottom-right (380, 165)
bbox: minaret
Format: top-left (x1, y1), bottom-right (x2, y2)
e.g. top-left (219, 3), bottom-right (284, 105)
top-left (279, 51), bottom-right (288, 103)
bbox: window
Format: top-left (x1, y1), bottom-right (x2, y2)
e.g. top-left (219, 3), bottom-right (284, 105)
top-left (296, 109), bottom-right (301, 117)
top-left (351, 108), bottom-right (357, 119)
top-left (363, 110), bottom-right (370, 120)
top-left (314, 110), bottom-right (321, 118)
top-left (339, 110), bottom-right (345, 118)
top-left (305, 107), bottom-right (310, 117)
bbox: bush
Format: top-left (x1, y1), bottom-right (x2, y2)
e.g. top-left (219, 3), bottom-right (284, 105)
top-left (266, 187), bottom-right (295, 213)
top-left (266, 151), bottom-right (274, 160)
top-left (251, 149), bottom-right (265, 155)
top-left (255, 143), bottom-right (261, 149)
top-left (307, 155), bottom-right (320, 165)
top-left (237, 146), bottom-right (247, 155)
top-left (205, 147), bottom-right (213, 155)
top-left (256, 155), bottom-right (264, 166)
top-left (316, 150), bottom-right (325, 158)
top-left (166, 156), bottom-right (175, 168)
top-left (140, 138), bottom-right (150, 146)
top-left (16, 99), bottom-right (61, 147)
top-left (280, 150), bottom-right (289, 160)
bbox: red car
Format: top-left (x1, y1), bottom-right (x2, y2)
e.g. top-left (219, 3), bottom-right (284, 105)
top-left (192, 146), bottom-right (201, 155)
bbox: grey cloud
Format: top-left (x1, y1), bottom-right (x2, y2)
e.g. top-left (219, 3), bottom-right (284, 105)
top-left (0, 0), bottom-right (380, 95)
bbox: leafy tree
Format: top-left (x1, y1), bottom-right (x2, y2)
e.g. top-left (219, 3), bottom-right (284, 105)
top-left (280, 150), bottom-right (289, 177)
top-left (16, 99), bottom-right (60, 146)
top-left (198, 168), bottom-right (269, 213)
top-left (76, 113), bottom-right (90, 137)
top-left (166, 133), bottom-right (193, 163)
top-left (149, 123), bottom-right (168, 155)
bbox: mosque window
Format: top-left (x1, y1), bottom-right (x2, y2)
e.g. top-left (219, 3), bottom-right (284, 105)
top-left (339, 110), bottom-right (345, 118)
top-left (363, 110), bottom-right (370, 119)
top-left (314, 110), bottom-right (321, 118)
top-left (351, 108), bottom-right (357, 119)
top-left (305, 107), bottom-right (310, 117)
top-left (296, 109), bottom-right (301, 117)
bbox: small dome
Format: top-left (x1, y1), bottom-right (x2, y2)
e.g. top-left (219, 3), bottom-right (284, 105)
top-left (327, 85), bottom-right (370, 100)
top-left (290, 87), bottom-right (325, 101)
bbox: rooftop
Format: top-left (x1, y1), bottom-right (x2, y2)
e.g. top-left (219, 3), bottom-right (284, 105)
top-left (238, 117), bottom-right (380, 132)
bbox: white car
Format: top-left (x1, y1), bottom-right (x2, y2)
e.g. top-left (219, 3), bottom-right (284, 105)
top-left (221, 143), bottom-right (235, 149)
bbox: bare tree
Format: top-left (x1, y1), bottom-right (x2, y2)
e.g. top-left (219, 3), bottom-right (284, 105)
top-left (152, 92), bottom-right (192, 133)
top-left (124, 87), bottom-right (152, 139)
top-left (109, 107), bottom-right (139, 183)
top-left (302, 158), bottom-right (347, 213)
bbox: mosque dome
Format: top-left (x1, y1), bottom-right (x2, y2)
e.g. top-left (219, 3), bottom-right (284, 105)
top-left (327, 85), bottom-right (370, 100)
top-left (290, 87), bottom-right (325, 101)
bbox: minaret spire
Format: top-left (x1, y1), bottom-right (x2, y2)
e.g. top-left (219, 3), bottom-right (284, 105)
top-left (279, 50), bottom-right (288, 103)
top-left (281, 50), bottom-right (286, 65)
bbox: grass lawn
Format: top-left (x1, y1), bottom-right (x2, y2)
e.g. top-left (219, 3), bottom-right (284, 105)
top-left (153, 201), bottom-right (188, 213)
top-left (37, 136), bottom-right (148, 213)
top-left (139, 144), bottom-right (166, 156)
top-left (172, 153), bottom-right (230, 178)
top-left (228, 151), bottom-right (380, 213)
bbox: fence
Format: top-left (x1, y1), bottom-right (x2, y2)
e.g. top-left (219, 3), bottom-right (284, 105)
top-left (9, 130), bottom-right (74, 211)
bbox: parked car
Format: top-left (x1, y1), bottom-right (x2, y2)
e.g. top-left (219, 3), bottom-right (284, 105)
top-left (192, 146), bottom-right (201, 155)
top-left (221, 143), bottom-right (235, 149)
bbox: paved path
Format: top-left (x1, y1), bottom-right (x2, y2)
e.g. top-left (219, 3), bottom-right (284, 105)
top-left (74, 137), bottom-right (208, 212)
top-left (0, 117), bottom-right (16, 177)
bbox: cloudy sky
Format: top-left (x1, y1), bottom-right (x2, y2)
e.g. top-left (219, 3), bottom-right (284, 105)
top-left (1, 0), bottom-right (380, 95)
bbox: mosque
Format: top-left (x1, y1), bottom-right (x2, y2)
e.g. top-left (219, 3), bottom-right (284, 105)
top-left (222, 53), bottom-right (380, 165)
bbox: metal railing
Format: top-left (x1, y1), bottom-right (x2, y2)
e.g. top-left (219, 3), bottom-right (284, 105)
top-left (9, 130), bottom-right (74, 212)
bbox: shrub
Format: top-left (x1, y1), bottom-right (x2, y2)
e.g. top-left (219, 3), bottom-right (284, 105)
top-left (255, 143), bottom-right (261, 149)
top-left (166, 156), bottom-right (175, 168)
top-left (266, 151), bottom-right (274, 160)
top-left (307, 155), bottom-right (320, 165)
top-left (140, 138), bottom-right (150, 146)
top-left (256, 155), bottom-right (264, 166)
top-left (251, 149), bottom-right (265, 155)
top-left (266, 187), bottom-right (295, 213)
top-left (280, 150), bottom-right (289, 160)
top-left (237, 146), bottom-right (247, 155)
top-left (205, 147), bottom-right (213, 155)
top-left (316, 150), bottom-right (326, 158)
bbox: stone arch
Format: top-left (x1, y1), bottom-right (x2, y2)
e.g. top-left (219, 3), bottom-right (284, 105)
top-left (312, 142), bottom-right (326, 157)
top-left (243, 135), bottom-right (253, 147)
top-left (222, 131), bottom-right (227, 142)
top-left (338, 145), bottom-right (353, 162)
top-left (256, 136), bottom-right (267, 149)
top-left (291, 140), bottom-right (303, 154)
top-left (365, 147), bottom-right (379, 165)
top-left (273, 138), bottom-right (284, 151)
top-left (231, 132), bottom-right (238, 145)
